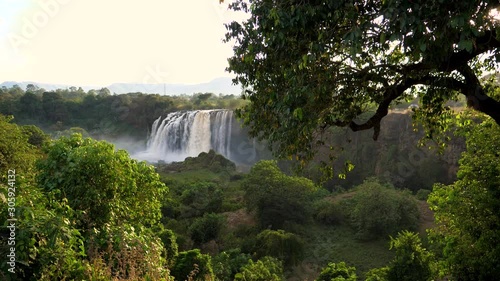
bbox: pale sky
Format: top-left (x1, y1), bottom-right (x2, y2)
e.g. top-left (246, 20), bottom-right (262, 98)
top-left (0, 0), bottom-right (246, 87)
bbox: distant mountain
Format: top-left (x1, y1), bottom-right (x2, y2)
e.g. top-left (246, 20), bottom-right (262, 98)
top-left (0, 77), bottom-right (243, 95)
top-left (108, 77), bottom-right (242, 95)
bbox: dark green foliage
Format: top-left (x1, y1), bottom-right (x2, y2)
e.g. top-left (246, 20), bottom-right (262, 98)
top-left (172, 181), bottom-right (224, 219)
top-left (212, 249), bottom-right (251, 281)
top-left (313, 199), bottom-right (344, 225)
top-left (428, 118), bottom-right (500, 280)
top-left (0, 87), bottom-right (248, 140)
top-left (415, 189), bottom-right (431, 201)
top-left (316, 262), bottom-right (357, 281)
top-left (20, 124), bottom-right (50, 148)
top-left (343, 179), bottom-right (419, 240)
top-left (386, 231), bottom-right (433, 281)
top-left (171, 249), bottom-right (214, 281)
top-left (242, 160), bottom-right (316, 229)
top-left (0, 115), bottom-right (40, 179)
top-left (254, 229), bottom-right (304, 267)
top-left (160, 150), bottom-right (237, 174)
top-left (158, 228), bottom-right (179, 261)
top-left (42, 91), bottom-right (68, 122)
top-left (234, 256), bottom-right (284, 281)
top-left (189, 213), bottom-right (226, 245)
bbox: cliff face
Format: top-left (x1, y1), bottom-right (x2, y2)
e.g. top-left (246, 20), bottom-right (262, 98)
top-left (321, 112), bottom-right (465, 191)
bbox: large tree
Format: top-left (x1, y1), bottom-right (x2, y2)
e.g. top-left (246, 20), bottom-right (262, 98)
top-left (428, 118), bottom-right (500, 280)
top-left (225, 0), bottom-right (500, 164)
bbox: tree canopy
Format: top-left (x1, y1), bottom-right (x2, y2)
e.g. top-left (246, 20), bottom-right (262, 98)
top-left (428, 118), bottom-right (500, 280)
top-left (225, 0), bottom-right (500, 165)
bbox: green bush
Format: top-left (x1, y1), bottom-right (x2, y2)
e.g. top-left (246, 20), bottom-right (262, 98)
top-left (171, 249), bottom-right (214, 281)
top-left (189, 213), bottom-right (226, 245)
top-left (386, 231), bottom-right (433, 281)
top-left (316, 261), bottom-right (357, 281)
top-left (415, 189), bottom-right (431, 201)
top-left (175, 181), bottom-right (224, 219)
top-left (212, 249), bottom-right (251, 281)
top-left (344, 179), bottom-right (419, 240)
top-left (365, 267), bottom-right (390, 281)
top-left (242, 160), bottom-right (317, 229)
top-left (254, 229), bottom-right (304, 266)
top-left (158, 228), bottom-right (179, 262)
top-left (234, 256), bottom-right (284, 281)
top-left (313, 199), bottom-right (344, 225)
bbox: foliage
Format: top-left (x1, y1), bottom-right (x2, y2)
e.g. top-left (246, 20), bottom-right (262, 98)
top-left (0, 184), bottom-right (87, 280)
top-left (36, 134), bottom-right (167, 232)
top-left (316, 261), bottom-right (357, 281)
top-left (86, 224), bottom-right (171, 281)
top-left (233, 256), bottom-right (284, 281)
top-left (254, 229), bottom-right (304, 267)
top-left (242, 160), bottom-right (317, 229)
top-left (189, 213), bottom-right (226, 245)
top-left (313, 199), bottom-right (344, 225)
top-left (386, 231), bottom-right (433, 281)
top-left (212, 249), bottom-right (251, 281)
top-left (343, 179), bottom-right (419, 240)
top-left (364, 267), bottom-right (389, 281)
top-left (20, 124), bottom-right (50, 148)
top-left (158, 228), bottom-right (179, 262)
top-left (0, 87), bottom-right (248, 140)
top-left (171, 249), bottom-right (214, 281)
top-left (415, 189), bottom-right (431, 201)
top-left (0, 115), bottom-right (40, 180)
top-left (165, 181), bottom-right (224, 220)
top-left (428, 118), bottom-right (500, 280)
top-left (225, 0), bottom-right (500, 173)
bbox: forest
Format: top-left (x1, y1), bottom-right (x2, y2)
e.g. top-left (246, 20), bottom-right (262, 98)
top-left (2, 0), bottom-right (500, 280)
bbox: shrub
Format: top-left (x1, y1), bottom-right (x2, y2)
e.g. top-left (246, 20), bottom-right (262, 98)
top-left (189, 213), bottom-right (226, 245)
top-left (212, 249), bottom-right (251, 281)
top-left (316, 261), bottom-right (357, 281)
top-left (416, 189), bottom-right (431, 201)
top-left (254, 229), bottom-right (304, 266)
top-left (171, 249), bottom-right (214, 281)
top-left (313, 199), bottom-right (344, 225)
top-left (386, 231), bottom-right (433, 281)
top-left (234, 256), bottom-right (284, 281)
top-left (158, 228), bottom-right (179, 262)
top-left (242, 160), bottom-right (316, 229)
top-left (365, 267), bottom-right (390, 281)
top-left (176, 181), bottom-right (224, 219)
top-left (344, 179), bottom-right (419, 240)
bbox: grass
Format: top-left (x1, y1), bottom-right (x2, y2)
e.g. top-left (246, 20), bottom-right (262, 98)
top-left (287, 224), bottom-right (394, 280)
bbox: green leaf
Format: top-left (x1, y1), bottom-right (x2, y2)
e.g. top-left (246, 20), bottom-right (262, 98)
top-left (457, 39), bottom-right (473, 52)
top-left (293, 108), bottom-right (303, 120)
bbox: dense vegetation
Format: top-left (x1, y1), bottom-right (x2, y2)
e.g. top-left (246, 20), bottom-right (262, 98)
top-left (2, 105), bottom-right (497, 280)
top-left (0, 84), bottom-right (247, 141)
top-left (1, 1), bottom-right (500, 279)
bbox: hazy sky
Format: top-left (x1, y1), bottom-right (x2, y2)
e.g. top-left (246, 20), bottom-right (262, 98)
top-left (0, 0), bottom-right (246, 86)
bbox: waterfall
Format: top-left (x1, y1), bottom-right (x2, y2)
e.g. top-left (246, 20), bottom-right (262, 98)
top-left (139, 109), bottom-right (234, 162)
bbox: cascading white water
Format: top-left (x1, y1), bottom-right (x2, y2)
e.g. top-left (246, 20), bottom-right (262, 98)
top-left (138, 110), bottom-right (234, 162)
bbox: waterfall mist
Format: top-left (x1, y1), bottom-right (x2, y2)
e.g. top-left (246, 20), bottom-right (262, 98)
top-left (135, 110), bottom-right (237, 163)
